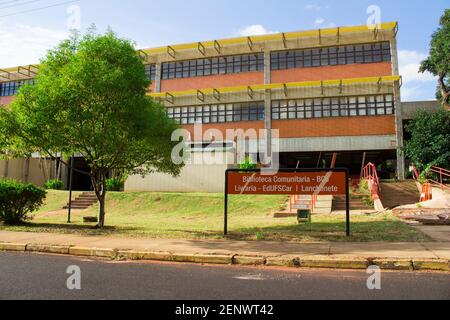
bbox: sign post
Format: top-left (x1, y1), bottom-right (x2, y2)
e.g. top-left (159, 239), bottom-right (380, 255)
top-left (224, 168), bottom-right (350, 237)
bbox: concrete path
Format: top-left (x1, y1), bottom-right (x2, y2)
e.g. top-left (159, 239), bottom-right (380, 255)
top-left (0, 230), bottom-right (449, 260)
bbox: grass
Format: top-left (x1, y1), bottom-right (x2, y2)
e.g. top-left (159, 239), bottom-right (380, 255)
top-left (36, 190), bottom-right (82, 214)
top-left (0, 190), bottom-right (430, 243)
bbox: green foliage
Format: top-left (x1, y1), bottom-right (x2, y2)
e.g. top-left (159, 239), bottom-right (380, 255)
top-left (420, 9), bottom-right (450, 107)
top-left (0, 28), bottom-right (184, 227)
top-left (357, 179), bottom-right (374, 207)
top-left (44, 179), bottom-right (63, 190)
top-left (106, 178), bottom-right (124, 192)
top-left (358, 179), bottom-right (370, 195)
top-left (239, 157), bottom-right (257, 170)
top-left (0, 179), bottom-right (46, 225)
top-left (404, 109), bottom-right (450, 170)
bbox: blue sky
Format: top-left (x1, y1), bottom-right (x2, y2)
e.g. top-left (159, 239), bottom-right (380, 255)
top-left (0, 0), bottom-right (448, 101)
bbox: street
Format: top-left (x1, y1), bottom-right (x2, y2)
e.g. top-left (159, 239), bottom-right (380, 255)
top-left (0, 252), bottom-right (449, 300)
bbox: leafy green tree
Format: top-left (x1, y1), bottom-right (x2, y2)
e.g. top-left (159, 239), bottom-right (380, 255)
top-left (404, 109), bottom-right (450, 170)
top-left (420, 9), bottom-right (450, 109)
top-left (0, 29), bottom-right (183, 228)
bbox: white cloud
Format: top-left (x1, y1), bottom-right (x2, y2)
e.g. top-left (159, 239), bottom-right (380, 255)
top-left (234, 25), bottom-right (277, 37)
top-left (0, 22), bottom-right (68, 68)
top-left (398, 50), bottom-right (436, 83)
top-left (313, 18), bottom-right (336, 28)
top-left (305, 4), bottom-right (329, 11)
top-left (398, 50), bottom-right (438, 101)
top-left (314, 18), bottom-right (325, 25)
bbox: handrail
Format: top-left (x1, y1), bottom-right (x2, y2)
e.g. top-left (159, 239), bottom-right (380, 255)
top-left (361, 162), bottom-right (381, 194)
top-left (411, 164), bottom-right (433, 201)
top-left (429, 166), bottom-right (450, 190)
top-left (290, 195), bottom-right (317, 212)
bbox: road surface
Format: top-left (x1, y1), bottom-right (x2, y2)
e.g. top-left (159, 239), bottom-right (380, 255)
top-left (1, 252), bottom-right (449, 300)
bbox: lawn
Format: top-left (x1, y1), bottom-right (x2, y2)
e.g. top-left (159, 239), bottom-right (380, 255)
top-left (0, 190), bottom-right (430, 242)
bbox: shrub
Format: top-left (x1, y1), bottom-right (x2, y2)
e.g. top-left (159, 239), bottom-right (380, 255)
top-left (0, 179), bottom-right (46, 225)
top-left (106, 178), bottom-right (124, 191)
top-left (44, 179), bottom-right (63, 190)
top-left (358, 179), bottom-right (370, 195)
top-left (239, 157), bottom-right (257, 170)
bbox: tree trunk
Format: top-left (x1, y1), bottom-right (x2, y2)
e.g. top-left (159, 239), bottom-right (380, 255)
top-left (91, 169), bottom-right (107, 228)
top-left (438, 75), bottom-right (450, 109)
top-left (97, 192), bottom-right (106, 228)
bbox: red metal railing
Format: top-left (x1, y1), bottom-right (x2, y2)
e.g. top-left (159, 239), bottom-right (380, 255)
top-left (411, 164), bottom-right (433, 201)
top-left (429, 166), bottom-right (450, 191)
top-left (290, 195), bottom-right (318, 212)
top-left (361, 162), bottom-right (381, 194)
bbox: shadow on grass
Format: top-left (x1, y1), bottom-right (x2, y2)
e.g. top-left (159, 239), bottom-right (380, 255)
top-left (165, 220), bottom-right (430, 243)
top-left (1, 219), bottom-right (429, 243)
top-left (2, 222), bottom-right (140, 236)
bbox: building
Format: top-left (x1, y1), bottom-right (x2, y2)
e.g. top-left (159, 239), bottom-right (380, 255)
top-left (0, 22), bottom-right (441, 192)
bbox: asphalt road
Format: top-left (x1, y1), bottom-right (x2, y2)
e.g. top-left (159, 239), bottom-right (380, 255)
top-left (0, 252), bottom-right (449, 300)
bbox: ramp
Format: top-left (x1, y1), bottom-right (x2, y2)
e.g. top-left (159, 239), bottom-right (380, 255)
top-left (380, 181), bottom-right (420, 209)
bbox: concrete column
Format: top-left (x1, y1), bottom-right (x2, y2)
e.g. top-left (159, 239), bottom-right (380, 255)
top-left (2, 159), bottom-right (8, 178)
top-left (391, 38), bottom-right (405, 180)
top-left (155, 63), bottom-right (162, 93)
top-left (61, 158), bottom-right (70, 190)
top-left (263, 51), bottom-right (272, 162)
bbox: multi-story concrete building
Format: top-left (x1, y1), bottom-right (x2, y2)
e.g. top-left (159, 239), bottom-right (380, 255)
top-left (0, 22), bottom-right (440, 192)
top-left (128, 21), bottom-right (406, 192)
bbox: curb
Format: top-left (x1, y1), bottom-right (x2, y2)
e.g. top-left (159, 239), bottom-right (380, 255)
top-left (1, 242), bottom-right (449, 272)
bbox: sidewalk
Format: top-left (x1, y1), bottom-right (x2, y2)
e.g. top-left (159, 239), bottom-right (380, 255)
top-left (1, 230), bottom-right (449, 271)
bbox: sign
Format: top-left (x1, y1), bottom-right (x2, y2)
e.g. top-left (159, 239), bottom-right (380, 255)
top-left (227, 172), bottom-right (347, 196)
top-left (224, 168), bottom-right (351, 237)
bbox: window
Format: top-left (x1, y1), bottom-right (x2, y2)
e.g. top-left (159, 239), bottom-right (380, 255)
top-left (271, 42), bottom-right (391, 71)
top-left (162, 53), bottom-right (264, 80)
top-left (271, 94), bottom-right (394, 120)
top-left (145, 64), bottom-right (156, 81)
top-left (358, 97), bottom-right (367, 116)
top-left (0, 79), bottom-right (35, 97)
top-left (167, 101), bottom-right (265, 124)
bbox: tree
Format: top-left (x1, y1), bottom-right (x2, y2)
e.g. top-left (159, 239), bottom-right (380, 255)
top-left (420, 9), bottom-right (450, 109)
top-left (403, 109), bottom-right (450, 170)
top-left (0, 29), bottom-right (183, 228)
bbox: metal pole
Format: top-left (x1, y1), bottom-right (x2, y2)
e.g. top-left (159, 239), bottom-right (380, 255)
top-left (224, 171), bottom-right (229, 236)
top-left (67, 156), bottom-right (75, 224)
top-left (345, 170), bottom-right (351, 237)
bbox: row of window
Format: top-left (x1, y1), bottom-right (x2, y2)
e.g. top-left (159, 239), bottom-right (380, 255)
top-left (0, 79), bottom-right (35, 97)
top-left (166, 94), bottom-right (395, 124)
top-left (161, 53), bottom-right (264, 80)
top-left (271, 42), bottom-right (391, 70)
top-left (166, 102), bottom-right (265, 124)
top-left (271, 94), bottom-right (395, 120)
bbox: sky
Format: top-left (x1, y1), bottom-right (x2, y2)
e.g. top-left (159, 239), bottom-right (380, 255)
top-left (0, 0), bottom-right (448, 101)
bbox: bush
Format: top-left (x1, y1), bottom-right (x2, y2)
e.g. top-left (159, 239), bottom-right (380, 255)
top-left (239, 157), bottom-right (257, 170)
top-left (0, 180), bottom-right (46, 225)
top-left (106, 178), bottom-right (124, 191)
top-left (44, 179), bottom-right (63, 190)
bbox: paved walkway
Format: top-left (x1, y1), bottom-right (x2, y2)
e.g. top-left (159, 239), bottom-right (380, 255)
top-left (1, 230), bottom-right (449, 260)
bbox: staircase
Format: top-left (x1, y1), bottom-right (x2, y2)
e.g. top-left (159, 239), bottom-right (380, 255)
top-left (332, 194), bottom-right (374, 211)
top-left (380, 180), bottom-right (420, 209)
top-left (63, 192), bottom-right (98, 210)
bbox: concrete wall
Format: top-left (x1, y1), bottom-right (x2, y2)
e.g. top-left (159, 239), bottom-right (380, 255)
top-left (279, 135), bottom-right (397, 153)
top-left (0, 158), bottom-right (54, 186)
top-left (125, 151), bottom-right (234, 193)
top-left (125, 164), bottom-right (230, 193)
top-left (402, 100), bottom-right (441, 119)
